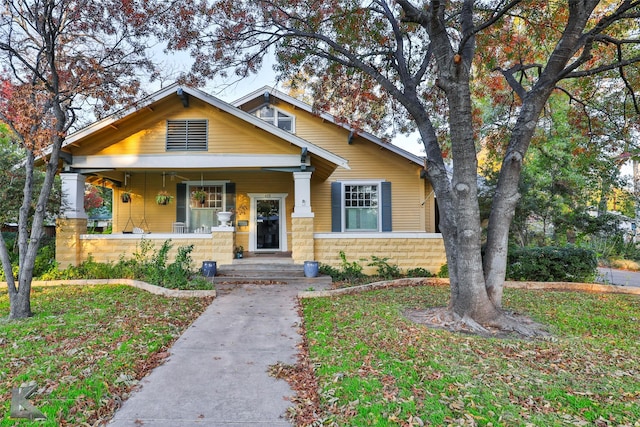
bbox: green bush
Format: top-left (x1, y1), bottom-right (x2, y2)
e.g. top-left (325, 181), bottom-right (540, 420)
top-left (437, 263), bottom-right (449, 278)
top-left (0, 234), bottom-right (59, 280)
top-left (405, 267), bottom-right (435, 278)
top-left (368, 255), bottom-right (402, 280)
top-left (507, 245), bottom-right (597, 282)
top-left (38, 239), bottom-right (212, 290)
top-left (318, 251), bottom-right (366, 283)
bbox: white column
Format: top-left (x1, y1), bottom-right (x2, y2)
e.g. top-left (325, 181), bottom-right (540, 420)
top-left (292, 171), bottom-right (314, 217)
top-left (60, 173), bottom-right (87, 219)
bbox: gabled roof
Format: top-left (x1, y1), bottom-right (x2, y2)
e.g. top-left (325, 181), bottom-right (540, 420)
top-left (63, 83), bottom-right (350, 170)
top-left (233, 86), bottom-right (426, 167)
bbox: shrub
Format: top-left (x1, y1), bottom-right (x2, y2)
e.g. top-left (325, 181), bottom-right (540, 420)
top-left (37, 239), bottom-right (212, 290)
top-left (405, 267), bottom-right (435, 278)
top-left (318, 263), bottom-right (341, 278)
top-left (368, 255), bottom-right (402, 280)
top-left (437, 263), bottom-right (449, 278)
top-left (337, 250), bottom-right (366, 281)
top-left (0, 234), bottom-right (58, 280)
top-left (318, 251), bottom-right (366, 283)
top-left (507, 245), bottom-right (597, 282)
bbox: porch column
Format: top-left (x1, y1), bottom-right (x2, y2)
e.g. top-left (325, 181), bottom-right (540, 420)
top-left (291, 171), bottom-right (315, 264)
top-left (212, 227), bottom-right (235, 265)
top-left (56, 173), bottom-right (88, 268)
top-left (56, 218), bottom-right (87, 268)
top-left (60, 172), bottom-right (87, 219)
top-left (292, 171), bottom-right (313, 216)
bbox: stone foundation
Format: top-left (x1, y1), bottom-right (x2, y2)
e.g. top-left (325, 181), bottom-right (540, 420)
top-left (291, 216), bottom-right (315, 264)
top-left (314, 233), bottom-right (446, 275)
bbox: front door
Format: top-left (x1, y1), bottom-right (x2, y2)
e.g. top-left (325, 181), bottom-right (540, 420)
top-left (249, 193), bottom-right (288, 253)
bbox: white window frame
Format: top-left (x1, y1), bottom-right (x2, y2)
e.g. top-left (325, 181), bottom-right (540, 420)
top-left (252, 106), bottom-right (295, 133)
top-left (342, 181), bottom-right (382, 232)
top-left (185, 180), bottom-right (227, 231)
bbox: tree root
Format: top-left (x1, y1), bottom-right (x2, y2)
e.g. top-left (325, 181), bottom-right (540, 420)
top-left (403, 307), bottom-right (550, 339)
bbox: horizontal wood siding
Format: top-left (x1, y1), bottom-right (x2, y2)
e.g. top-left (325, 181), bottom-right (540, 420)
top-left (113, 170), bottom-right (294, 249)
top-left (277, 102), bottom-right (428, 233)
top-left (89, 98), bottom-right (297, 156)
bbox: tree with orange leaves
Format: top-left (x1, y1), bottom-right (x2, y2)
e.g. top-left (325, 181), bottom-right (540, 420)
top-left (0, 0), bottom-right (155, 319)
top-left (155, 0), bottom-right (640, 334)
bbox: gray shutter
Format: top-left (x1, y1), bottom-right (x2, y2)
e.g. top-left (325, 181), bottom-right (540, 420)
top-left (176, 183), bottom-right (187, 223)
top-left (381, 181), bottom-right (392, 232)
top-left (331, 182), bottom-right (342, 232)
top-left (225, 182), bottom-right (236, 214)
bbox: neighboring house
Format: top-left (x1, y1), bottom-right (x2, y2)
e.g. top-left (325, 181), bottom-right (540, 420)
top-left (56, 84), bottom-right (445, 273)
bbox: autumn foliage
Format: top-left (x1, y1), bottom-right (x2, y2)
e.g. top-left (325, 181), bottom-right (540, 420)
top-left (146, 0), bottom-right (640, 332)
top-left (0, 0), bottom-right (155, 318)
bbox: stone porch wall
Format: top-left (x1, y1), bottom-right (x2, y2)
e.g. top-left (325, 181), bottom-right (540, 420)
top-left (61, 228), bottom-right (236, 269)
top-left (314, 233), bottom-right (446, 275)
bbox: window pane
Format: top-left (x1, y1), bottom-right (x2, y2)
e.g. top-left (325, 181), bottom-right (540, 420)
top-left (253, 107), bottom-right (294, 132)
top-left (276, 112), bottom-right (293, 131)
top-left (189, 185), bottom-right (224, 232)
top-left (345, 208), bottom-right (378, 230)
top-left (259, 107), bottom-right (274, 118)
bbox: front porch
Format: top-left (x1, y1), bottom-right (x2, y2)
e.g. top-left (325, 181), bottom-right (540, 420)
top-left (57, 167), bottom-right (318, 267)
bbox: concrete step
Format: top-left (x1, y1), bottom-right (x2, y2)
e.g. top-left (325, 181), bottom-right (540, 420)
top-left (211, 257), bottom-right (330, 286)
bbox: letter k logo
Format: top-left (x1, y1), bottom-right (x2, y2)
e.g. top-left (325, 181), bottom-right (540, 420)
top-left (10, 382), bottom-right (46, 420)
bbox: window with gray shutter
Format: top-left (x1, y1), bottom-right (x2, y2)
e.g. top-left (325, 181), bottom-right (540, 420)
top-left (166, 120), bottom-right (208, 151)
top-left (331, 181), bottom-right (392, 232)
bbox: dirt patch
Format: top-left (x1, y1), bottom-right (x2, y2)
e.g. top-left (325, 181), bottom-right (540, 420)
top-left (403, 306), bottom-right (550, 339)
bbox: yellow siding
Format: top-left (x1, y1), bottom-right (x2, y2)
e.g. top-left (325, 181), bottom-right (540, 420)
top-left (61, 90), bottom-right (442, 271)
top-left (89, 98), bottom-right (298, 157)
top-left (75, 93), bottom-right (434, 234)
top-left (113, 170), bottom-right (294, 238)
top-left (274, 102), bottom-right (431, 233)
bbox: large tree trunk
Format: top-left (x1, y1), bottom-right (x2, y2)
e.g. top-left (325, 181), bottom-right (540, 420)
top-left (9, 278), bottom-right (32, 318)
top-left (483, 98), bottom-right (549, 307)
top-left (7, 113), bottom-right (64, 320)
top-left (423, 1), bottom-right (502, 325)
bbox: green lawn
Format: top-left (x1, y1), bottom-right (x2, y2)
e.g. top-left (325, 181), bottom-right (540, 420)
top-left (300, 283), bottom-right (640, 426)
top-left (0, 285), bottom-right (212, 426)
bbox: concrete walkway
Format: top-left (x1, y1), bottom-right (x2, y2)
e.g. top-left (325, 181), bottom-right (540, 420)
top-left (108, 281), bottom-right (329, 426)
top-left (597, 267), bottom-right (640, 288)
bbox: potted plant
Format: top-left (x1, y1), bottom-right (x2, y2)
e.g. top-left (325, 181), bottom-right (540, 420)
top-left (156, 190), bottom-right (174, 205)
top-left (191, 188), bottom-right (207, 205)
top-left (235, 245), bottom-right (244, 259)
top-left (121, 191), bottom-right (131, 203)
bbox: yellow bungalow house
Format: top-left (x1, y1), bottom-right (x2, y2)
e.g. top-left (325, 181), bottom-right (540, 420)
top-left (56, 84), bottom-right (445, 273)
